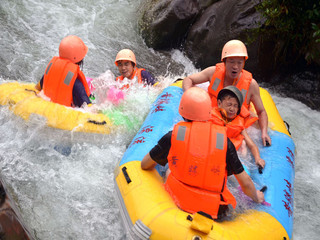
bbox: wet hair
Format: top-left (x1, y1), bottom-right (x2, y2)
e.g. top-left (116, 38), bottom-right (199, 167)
top-left (76, 59), bottom-right (84, 70)
top-left (182, 117), bottom-right (192, 122)
top-left (218, 90), bottom-right (240, 108)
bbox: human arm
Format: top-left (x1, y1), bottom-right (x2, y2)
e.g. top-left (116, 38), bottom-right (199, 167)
top-left (141, 70), bottom-right (157, 86)
top-left (182, 66), bottom-right (216, 91)
top-left (141, 153), bottom-right (157, 170)
top-left (141, 131), bottom-right (172, 170)
top-left (248, 79), bottom-right (271, 146)
top-left (242, 129), bottom-right (265, 168)
top-left (35, 76), bottom-right (44, 91)
top-left (35, 82), bottom-right (41, 91)
top-left (72, 79), bottom-right (92, 108)
top-left (234, 171), bottom-right (265, 203)
top-left (226, 138), bottom-right (264, 203)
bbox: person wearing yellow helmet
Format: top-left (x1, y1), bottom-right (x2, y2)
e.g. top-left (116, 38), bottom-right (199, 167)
top-left (182, 40), bottom-right (271, 147)
top-left (35, 35), bottom-right (92, 108)
top-left (115, 49), bottom-right (157, 88)
top-left (141, 87), bottom-right (264, 220)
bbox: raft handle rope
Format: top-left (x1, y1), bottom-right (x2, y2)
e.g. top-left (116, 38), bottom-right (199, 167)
top-left (174, 78), bottom-right (184, 83)
top-left (260, 186), bottom-right (267, 192)
top-left (283, 120), bottom-right (291, 135)
top-left (87, 120), bottom-right (107, 125)
top-left (24, 89), bottom-right (37, 95)
top-left (122, 167), bottom-right (132, 184)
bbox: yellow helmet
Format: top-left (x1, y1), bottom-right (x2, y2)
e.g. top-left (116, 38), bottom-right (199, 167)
top-left (179, 87), bottom-right (212, 121)
top-left (221, 39), bottom-right (248, 61)
top-left (59, 35), bottom-right (88, 64)
top-left (115, 49), bottom-right (136, 66)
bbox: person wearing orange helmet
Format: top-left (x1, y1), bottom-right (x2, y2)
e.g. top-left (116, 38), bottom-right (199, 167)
top-left (35, 35), bottom-right (92, 108)
top-left (141, 87), bottom-right (264, 219)
top-left (182, 40), bottom-right (271, 147)
top-left (115, 49), bottom-right (156, 88)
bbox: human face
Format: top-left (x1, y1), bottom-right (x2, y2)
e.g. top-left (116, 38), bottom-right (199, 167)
top-left (217, 96), bottom-right (239, 119)
top-left (117, 60), bottom-right (134, 79)
top-left (225, 57), bottom-right (245, 80)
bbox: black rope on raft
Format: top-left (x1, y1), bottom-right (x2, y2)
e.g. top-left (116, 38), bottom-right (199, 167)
top-left (87, 120), bottom-right (107, 125)
top-left (283, 120), bottom-right (291, 135)
top-left (24, 89), bottom-right (37, 95)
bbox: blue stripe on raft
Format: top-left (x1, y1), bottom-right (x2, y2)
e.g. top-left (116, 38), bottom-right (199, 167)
top-left (120, 86), bottom-right (183, 165)
top-left (253, 131), bottom-right (295, 239)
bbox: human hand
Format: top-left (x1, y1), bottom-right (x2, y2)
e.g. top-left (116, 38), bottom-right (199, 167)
top-left (256, 190), bottom-right (265, 203)
top-left (261, 131), bottom-right (271, 147)
top-left (255, 157), bottom-right (265, 169)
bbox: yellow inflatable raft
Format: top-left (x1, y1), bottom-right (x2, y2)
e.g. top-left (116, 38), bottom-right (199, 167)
top-left (0, 81), bottom-right (113, 134)
top-left (114, 81), bottom-right (295, 239)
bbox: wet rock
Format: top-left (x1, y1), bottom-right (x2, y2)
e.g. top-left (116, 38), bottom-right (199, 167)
top-left (138, 0), bottom-right (201, 49)
top-left (184, 0), bottom-right (262, 70)
top-left (139, 0), bottom-right (262, 66)
top-left (266, 68), bottom-right (320, 111)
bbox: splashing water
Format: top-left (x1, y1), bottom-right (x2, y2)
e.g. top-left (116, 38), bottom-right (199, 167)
top-left (0, 0), bottom-right (320, 239)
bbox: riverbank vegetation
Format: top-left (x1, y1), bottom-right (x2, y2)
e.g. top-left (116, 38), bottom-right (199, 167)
top-left (254, 0), bottom-right (320, 67)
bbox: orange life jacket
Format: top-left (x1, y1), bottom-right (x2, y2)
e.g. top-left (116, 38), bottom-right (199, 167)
top-left (43, 56), bottom-right (90, 107)
top-left (208, 62), bottom-right (252, 118)
top-left (210, 107), bottom-right (245, 150)
top-left (116, 67), bottom-right (145, 89)
top-left (165, 121), bottom-right (237, 219)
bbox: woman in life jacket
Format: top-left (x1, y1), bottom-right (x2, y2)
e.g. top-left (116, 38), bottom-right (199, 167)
top-left (141, 87), bottom-right (264, 219)
top-left (114, 49), bottom-right (157, 88)
top-left (35, 35), bottom-right (92, 108)
top-left (212, 86), bottom-right (265, 169)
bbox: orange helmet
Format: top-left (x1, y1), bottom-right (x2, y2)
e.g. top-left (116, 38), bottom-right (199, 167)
top-left (221, 39), bottom-right (248, 61)
top-left (115, 49), bottom-right (136, 66)
top-left (59, 35), bottom-right (88, 64)
top-left (179, 87), bottom-right (212, 121)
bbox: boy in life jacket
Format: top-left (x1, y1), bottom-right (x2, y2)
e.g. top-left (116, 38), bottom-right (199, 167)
top-left (211, 86), bottom-right (265, 169)
top-left (141, 87), bottom-right (264, 219)
top-left (114, 49), bottom-right (157, 88)
top-left (182, 39), bottom-right (271, 147)
top-left (35, 35), bottom-right (92, 108)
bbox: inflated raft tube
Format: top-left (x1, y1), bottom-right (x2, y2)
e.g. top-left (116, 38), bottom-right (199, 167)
top-left (114, 80), bottom-right (295, 240)
top-left (0, 81), bottom-right (113, 134)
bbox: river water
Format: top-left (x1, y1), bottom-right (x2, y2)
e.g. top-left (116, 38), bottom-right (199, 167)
top-left (0, 0), bottom-right (319, 239)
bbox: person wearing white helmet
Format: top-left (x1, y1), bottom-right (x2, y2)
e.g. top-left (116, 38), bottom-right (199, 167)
top-left (182, 40), bottom-right (271, 147)
top-left (114, 49), bottom-right (157, 88)
top-left (141, 87), bottom-right (264, 220)
top-left (36, 35), bottom-right (92, 108)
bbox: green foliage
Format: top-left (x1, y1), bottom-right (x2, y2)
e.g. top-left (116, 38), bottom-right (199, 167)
top-left (255, 0), bottom-right (320, 64)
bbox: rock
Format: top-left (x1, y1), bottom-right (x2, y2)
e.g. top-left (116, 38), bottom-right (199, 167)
top-left (138, 0), bottom-right (201, 49)
top-left (184, 0), bottom-right (262, 70)
top-left (266, 68), bottom-right (320, 110)
top-left (138, 0), bottom-right (266, 76)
